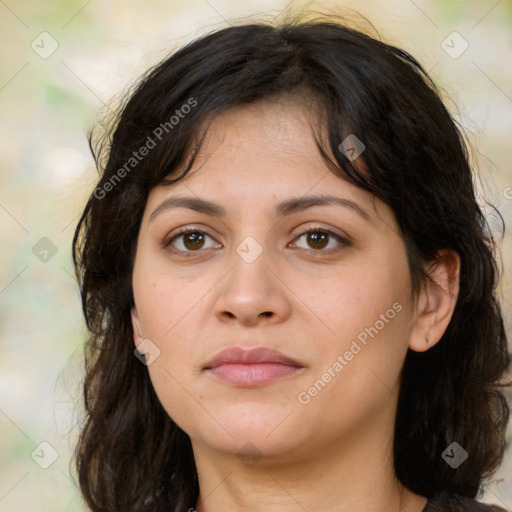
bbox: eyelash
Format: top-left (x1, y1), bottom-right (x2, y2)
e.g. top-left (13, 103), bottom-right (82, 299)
top-left (162, 226), bottom-right (351, 256)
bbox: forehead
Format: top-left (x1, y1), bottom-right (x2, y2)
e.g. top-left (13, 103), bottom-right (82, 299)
top-left (196, 98), bottom-right (325, 166)
top-left (143, 99), bottom-right (389, 226)
top-left (151, 100), bottom-right (326, 190)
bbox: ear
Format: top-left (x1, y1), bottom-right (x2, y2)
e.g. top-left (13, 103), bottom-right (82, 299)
top-left (131, 306), bottom-right (144, 347)
top-left (409, 249), bottom-right (461, 352)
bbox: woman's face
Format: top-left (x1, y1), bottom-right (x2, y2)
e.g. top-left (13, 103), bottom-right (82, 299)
top-left (131, 99), bottom-right (420, 462)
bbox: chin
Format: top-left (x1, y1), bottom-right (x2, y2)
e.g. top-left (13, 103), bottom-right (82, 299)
top-left (183, 404), bottom-right (304, 456)
top-left (194, 428), bottom-right (305, 463)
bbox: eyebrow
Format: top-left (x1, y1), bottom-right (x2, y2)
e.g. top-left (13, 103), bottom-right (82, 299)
top-left (149, 194), bottom-right (371, 223)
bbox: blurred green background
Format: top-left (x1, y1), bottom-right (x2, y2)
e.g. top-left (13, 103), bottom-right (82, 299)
top-left (1, 0), bottom-right (511, 510)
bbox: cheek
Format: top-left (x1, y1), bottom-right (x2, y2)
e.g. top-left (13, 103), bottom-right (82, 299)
top-left (132, 261), bottom-right (205, 414)
top-left (293, 308), bottom-right (410, 438)
top-left (132, 257), bottom-right (207, 343)
top-left (291, 256), bottom-right (412, 401)
top-left (291, 257), bottom-right (409, 348)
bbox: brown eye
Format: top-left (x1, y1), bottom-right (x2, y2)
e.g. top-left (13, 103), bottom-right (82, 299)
top-left (306, 231), bottom-right (329, 250)
top-left (182, 231), bottom-right (205, 250)
top-left (291, 228), bottom-right (350, 252)
top-left (166, 229), bottom-right (220, 253)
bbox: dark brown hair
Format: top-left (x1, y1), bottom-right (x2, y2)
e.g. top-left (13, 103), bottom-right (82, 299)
top-left (72, 13), bottom-right (511, 512)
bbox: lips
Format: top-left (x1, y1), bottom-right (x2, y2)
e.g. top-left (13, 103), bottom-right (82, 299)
top-left (203, 346), bottom-right (305, 387)
top-left (204, 346), bottom-right (303, 369)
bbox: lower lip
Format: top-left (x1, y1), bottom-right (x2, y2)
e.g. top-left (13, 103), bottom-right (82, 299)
top-left (207, 363), bottom-right (302, 387)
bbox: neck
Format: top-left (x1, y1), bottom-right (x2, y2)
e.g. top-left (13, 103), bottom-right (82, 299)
top-left (192, 413), bottom-right (427, 512)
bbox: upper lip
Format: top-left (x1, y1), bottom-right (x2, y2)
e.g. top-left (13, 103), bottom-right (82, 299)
top-left (203, 346), bottom-right (304, 369)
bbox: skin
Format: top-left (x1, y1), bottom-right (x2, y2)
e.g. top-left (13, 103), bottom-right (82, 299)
top-left (131, 98), bottom-right (460, 512)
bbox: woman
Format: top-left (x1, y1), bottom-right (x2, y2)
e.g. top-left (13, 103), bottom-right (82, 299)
top-left (72, 12), bottom-right (511, 512)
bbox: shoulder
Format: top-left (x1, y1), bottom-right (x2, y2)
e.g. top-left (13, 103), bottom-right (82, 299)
top-left (423, 491), bottom-right (508, 512)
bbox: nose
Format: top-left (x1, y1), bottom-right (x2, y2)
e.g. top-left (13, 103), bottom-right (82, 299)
top-left (213, 241), bottom-right (292, 327)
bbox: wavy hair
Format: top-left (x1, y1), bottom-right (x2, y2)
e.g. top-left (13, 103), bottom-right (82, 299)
top-left (72, 12), bottom-right (511, 512)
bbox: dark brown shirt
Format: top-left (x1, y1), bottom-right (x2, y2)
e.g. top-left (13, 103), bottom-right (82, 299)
top-left (423, 492), bottom-right (509, 511)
